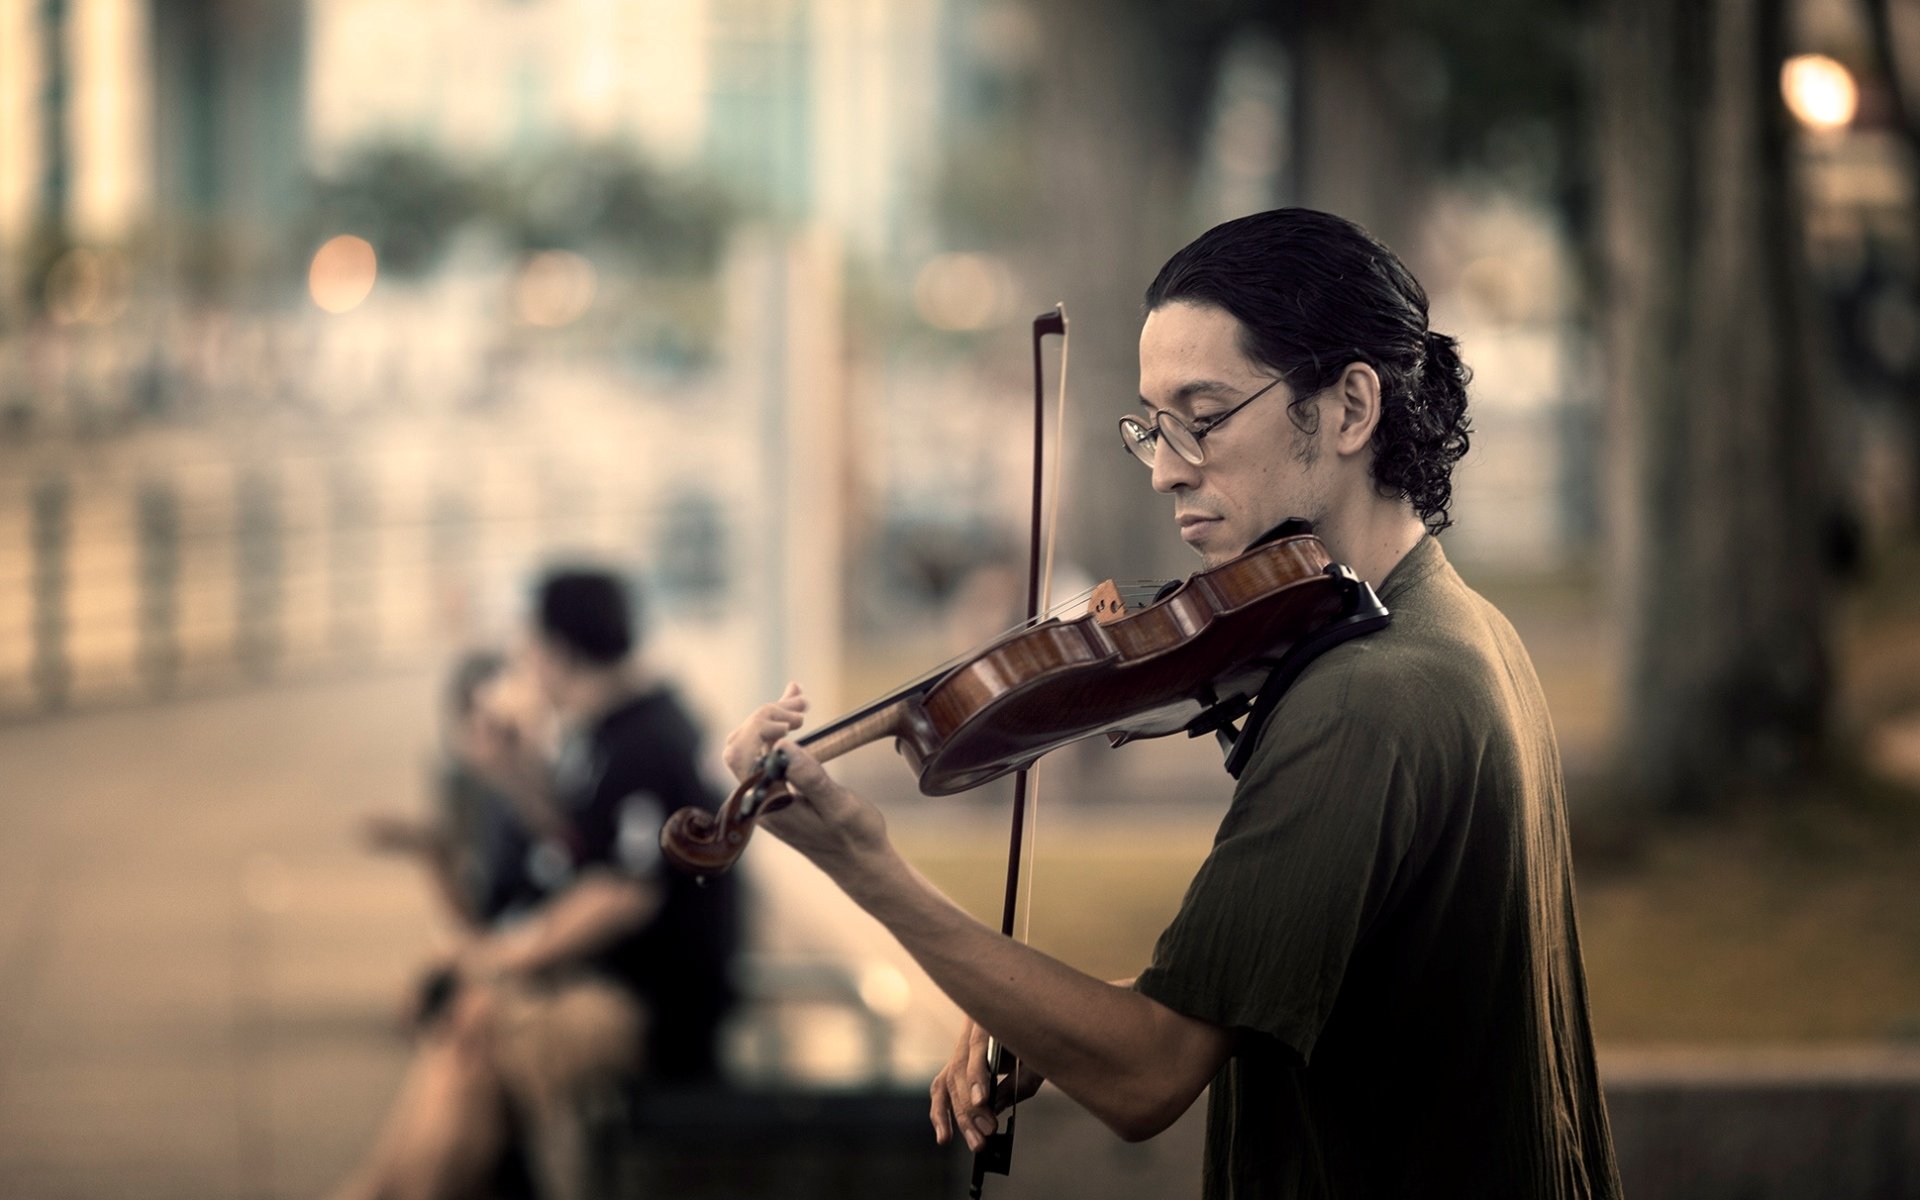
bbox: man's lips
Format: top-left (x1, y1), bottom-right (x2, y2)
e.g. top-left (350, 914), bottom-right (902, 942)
top-left (1176, 513), bottom-right (1221, 542)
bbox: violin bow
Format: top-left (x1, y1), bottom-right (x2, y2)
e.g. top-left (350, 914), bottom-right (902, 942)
top-left (971, 304), bottom-right (1068, 1196)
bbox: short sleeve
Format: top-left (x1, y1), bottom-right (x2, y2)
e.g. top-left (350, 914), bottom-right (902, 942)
top-left (1133, 672), bottom-right (1417, 1064)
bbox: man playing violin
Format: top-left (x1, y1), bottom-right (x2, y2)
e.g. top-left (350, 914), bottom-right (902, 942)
top-left (725, 209), bottom-right (1620, 1199)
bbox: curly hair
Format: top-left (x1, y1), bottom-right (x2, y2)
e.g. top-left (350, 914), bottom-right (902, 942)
top-left (1143, 209), bottom-right (1472, 533)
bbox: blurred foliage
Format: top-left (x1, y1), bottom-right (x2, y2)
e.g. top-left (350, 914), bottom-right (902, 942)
top-left (496, 143), bottom-right (736, 273)
top-left (299, 139), bottom-right (735, 280)
top-left (934, 0), bottom-right (1587, 246)
top-left (301, 142), bottom-right (480, 277)
top-left (1389, 0), bottom-right (1585, 185)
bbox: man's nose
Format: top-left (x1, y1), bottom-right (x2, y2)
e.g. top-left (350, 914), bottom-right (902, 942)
top-left (1151, 445), bottom-right (1200, 494)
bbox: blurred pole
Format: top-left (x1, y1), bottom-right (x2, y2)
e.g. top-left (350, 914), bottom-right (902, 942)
top-left (1595, 0), bottom-right (1831, 812)
top-left (1023, 0), bottom-right (1190, 584)
top-left (729, 225), bottom-right (847, 712)
top-left (137, 479), bottom-right (180, 695)
top-left (327, 461), bottom-right (375, 662)
top-left (148, 0), bottom-right (307, 300)
top-left (1290, 6), bottom-right (1433, 257)
top-left (30, 476), bottom-right (70, 709)
top-left (35, 0), bottom-right (71, 240)
top-left (235, 469), bottom-right (281, 679)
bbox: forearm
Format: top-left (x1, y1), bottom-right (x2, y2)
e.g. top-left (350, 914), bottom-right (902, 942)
top-left (729, 690), bottom-right (1223, 1138)
top-left (476, 873), bottom-right (659, 977)
top-left (423, 846), bottom-right (483, 931)
top-left (838, 843), bottom-right (1216, 1140)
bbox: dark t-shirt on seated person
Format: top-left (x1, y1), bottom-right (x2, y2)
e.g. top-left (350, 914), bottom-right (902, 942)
top-left (549, 686), bottom-right (740, 1083)
top-left (1133, 536), bottom-right (1621, 1200)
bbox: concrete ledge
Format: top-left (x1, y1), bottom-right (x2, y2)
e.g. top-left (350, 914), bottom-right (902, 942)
top-left (1603, 1046), bottom-right (1920, 1200)
top-left (594, 1086), bottom-right (967, 1200)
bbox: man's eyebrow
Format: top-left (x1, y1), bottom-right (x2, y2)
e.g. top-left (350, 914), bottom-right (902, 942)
top-left (1139, 380), bottom-right (1242, 412)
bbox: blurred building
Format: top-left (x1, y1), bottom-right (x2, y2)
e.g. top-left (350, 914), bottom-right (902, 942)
top-left (303, 0), bottom-right (945, 262)
top-left (0, 0), bottom-right (964, 723)
top-left (2, 0), bottom-right (948, 264)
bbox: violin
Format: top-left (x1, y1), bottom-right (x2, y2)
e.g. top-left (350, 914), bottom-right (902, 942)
top-left (660, 521), bottom-right (1388, 877)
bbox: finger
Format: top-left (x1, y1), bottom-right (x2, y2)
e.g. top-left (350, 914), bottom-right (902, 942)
top-left (934, 1022), bottom-right (985, 1151)
top-left (962, 1022), bottom-right (993, 1095)
top-left (944, 1045), bottom-right (990, 1149)
top-left (743, 702), bottom-right (806, 743)
top-left (775, 742), bottom-right (838, 796)
top-left (744, 715), bottom-right (802, 747)
top-left (953, 1083), bottom-right (990, 1152)
top-left (929, 1072), bottom-right (953, 1144)
top-left (964, 1028), bottom-right (1002, 1139)
top-left (723, 704), bottom-right (810, 777)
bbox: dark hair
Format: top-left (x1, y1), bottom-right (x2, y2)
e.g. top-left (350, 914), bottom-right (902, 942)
top-left (1143, 208), bottom-right (1472, 533)
top-left (533, 567), bottom-right (638, 666)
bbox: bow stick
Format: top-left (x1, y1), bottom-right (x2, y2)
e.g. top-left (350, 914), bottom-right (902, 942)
top-left (971, 304), bottom-right (1068, 1196)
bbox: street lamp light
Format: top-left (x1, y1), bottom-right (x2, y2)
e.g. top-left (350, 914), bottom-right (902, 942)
top-left (1781, 53), bottom-right (1859, 132)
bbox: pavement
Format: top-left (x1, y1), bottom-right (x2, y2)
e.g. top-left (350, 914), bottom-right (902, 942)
top-left (11, 665), bottom-right (1920, 1200)
top-left (0, 668), bottom-right (1212, 1200)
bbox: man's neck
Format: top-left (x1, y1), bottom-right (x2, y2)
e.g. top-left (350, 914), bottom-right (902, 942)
top-left (1318, 501), bottom-right (1428, 591)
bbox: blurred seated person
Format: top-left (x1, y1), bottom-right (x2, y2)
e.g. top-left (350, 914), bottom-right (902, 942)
top-left (360, 649), bottom-right (550, 942)
top-left (330, 566), bottom-right (741, 1200)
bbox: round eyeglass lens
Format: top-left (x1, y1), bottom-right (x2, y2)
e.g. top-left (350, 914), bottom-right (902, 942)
top-left (1159, 416), bottom-right (1205, 466)
top-left (1119, 415), bottom-right (1157, 465)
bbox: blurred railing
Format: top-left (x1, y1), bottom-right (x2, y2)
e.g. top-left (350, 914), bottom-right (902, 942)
top-left (0, 234), bottom-right (852, 725)
top-left (0, 417), bottom-right (743, 721)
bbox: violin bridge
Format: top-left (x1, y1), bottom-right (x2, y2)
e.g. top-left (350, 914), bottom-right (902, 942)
top-left (1088, 579), bottom-right (1128, 625)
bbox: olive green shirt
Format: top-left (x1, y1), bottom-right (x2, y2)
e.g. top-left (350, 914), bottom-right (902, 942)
top-left (1134, 536), bottom-right (1620, 1199)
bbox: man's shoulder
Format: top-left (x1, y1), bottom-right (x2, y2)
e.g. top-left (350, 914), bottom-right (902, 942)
top-left (1287, 606), bottom-right (1498, 712)
top-left (1267, 568), bottom-right (1527, 760)
top-left (594, 688), bottom-right (699, 754)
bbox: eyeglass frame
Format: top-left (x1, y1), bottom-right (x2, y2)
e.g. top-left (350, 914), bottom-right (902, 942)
top-left (1117, 375), bottom-right (1289, 469)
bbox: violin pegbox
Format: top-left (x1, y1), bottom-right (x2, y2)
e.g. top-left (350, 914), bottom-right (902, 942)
top-left (738, 748), bottom-right (793, 819)
top-left (1088, 579), bottom-right (1128, 624)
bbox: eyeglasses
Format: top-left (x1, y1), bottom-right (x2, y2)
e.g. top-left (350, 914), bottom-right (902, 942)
top-left (1117, 377), bottom-right (1287, 469)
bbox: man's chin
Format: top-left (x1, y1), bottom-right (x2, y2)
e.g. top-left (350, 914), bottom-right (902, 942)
top-left (1194, 543), bottom-right (1240, 570)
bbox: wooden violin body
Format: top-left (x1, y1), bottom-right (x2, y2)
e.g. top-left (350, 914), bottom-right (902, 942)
top-left (662, 529), bottom-right (1378, 876)
top-left (901, 530), bottom-right (1350, 792)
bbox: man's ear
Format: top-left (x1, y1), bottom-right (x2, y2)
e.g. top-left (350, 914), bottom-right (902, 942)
top-left (1332, 362), bottom-right (1382, 457)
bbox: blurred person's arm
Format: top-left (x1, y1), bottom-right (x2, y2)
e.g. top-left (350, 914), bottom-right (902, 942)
top-left (360, 811), bottom-right (483, 931)
top-left (459, 869), bottom-right (661, 979)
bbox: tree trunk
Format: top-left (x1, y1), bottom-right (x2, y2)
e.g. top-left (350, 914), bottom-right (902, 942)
top-left (1292, 14), bottom-right (1434, 261)
top-left (1020, 0), bottom-right (1204, 582)
top-left (1596, 0), bottom-right (1831, 812)
top-left (1018, 1), bottom-right (1437, 582)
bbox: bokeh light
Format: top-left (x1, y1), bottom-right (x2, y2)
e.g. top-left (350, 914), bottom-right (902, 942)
top-left (1781, 53), bottom-right (1858, 132)
top-left (911, 252), bottom-right (1011, 332)
top-left (856, 963), bottom-right (912, 1019)
top-left (513, 249), bottom-right (598, 327)
top-left (44, 247), bottom-right (132, 325)
top-left (308, 233), bottom-right (378, 313)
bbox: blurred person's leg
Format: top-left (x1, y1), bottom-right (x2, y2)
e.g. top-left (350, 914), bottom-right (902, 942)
top-left (327, 986), bottom-right (514, 1200)
top-left (490, 975), bottom-right (646, 1200)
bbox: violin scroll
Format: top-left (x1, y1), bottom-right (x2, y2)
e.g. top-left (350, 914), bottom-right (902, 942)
top-left (660, 750), bottom-right (796, 877)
